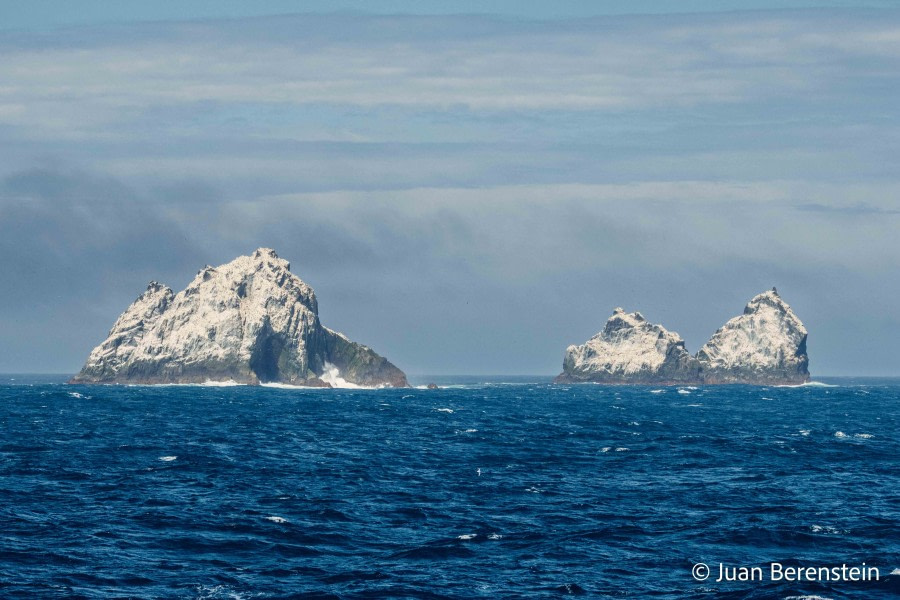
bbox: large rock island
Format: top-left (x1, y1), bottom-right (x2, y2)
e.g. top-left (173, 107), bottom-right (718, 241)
top-left (70, 248), bottom-right (408, 387)
top-left (554, 289), bottom-right (809, 385)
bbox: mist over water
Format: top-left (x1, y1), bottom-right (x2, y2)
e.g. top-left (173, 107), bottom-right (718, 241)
top-left (1, 376), bottom-right (898, 598)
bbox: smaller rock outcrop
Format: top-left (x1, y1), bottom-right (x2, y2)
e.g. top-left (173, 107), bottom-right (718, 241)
top-left (555, 288), bottom-right (810, 385)
top-left (696, 288), bottom-right (809, 385)
top-left (554, 308), bottom-right (700, 384)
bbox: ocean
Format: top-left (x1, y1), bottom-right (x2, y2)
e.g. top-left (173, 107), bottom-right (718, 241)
top-left (1, 376), bottom-right (897, 599)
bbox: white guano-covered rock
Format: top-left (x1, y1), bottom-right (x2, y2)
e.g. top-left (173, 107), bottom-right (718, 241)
top-left (554, 308), bottom-right (700, 384)
top-left (697, 288), bottom-right (809, 385)
top-left (70, 248), bottom-right (408, 387)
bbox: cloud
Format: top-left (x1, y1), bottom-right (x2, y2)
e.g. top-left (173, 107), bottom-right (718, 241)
top-left (1, 11), bottom-right (899, 140)
top-left (795, 202), bottom-right (900, 216)
top-left (0, 10), bottom-right (899, 375)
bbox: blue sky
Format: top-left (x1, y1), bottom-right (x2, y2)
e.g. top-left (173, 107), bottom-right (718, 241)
top-left (1, 2), bottom-right (899, 375)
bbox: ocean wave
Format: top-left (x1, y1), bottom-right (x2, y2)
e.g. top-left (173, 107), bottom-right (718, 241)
top-left (776, 381), bottom-right (838, 388)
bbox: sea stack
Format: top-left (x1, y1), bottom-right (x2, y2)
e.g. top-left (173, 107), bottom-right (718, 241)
top-left (70, 248), bottom-right (408, 387)
top-left (553, 308), bottom-right (701, 384)
top-left (555, 289), bottom-right (810, 385)
top-left (696, 288), bottom-right (809, 385)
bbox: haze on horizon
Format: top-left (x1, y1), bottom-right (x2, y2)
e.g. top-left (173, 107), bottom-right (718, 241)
top-left (1, 1), bottom-right (898, 377)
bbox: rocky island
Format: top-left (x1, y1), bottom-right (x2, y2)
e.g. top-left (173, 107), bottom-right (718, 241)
top-left (555, 289), bottom-right (809, 385)
top-left (70, 248), bottom-right (408, 387)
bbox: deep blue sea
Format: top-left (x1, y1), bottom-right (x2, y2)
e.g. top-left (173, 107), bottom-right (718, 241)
top-left (1, 376), bottom-right (897, 599)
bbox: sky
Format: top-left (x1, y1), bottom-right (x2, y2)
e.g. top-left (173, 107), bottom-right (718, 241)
top-left (0, 1), bottom-right (898, 376)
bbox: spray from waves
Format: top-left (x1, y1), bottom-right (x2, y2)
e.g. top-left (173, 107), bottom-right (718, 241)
top-left (319, 362), bottom-right (363, 389)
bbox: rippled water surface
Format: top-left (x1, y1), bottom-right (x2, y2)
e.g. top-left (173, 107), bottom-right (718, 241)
top-left (1, 376), bottom-right (898, 599)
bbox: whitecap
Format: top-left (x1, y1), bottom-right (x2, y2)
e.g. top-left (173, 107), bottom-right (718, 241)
top-left (457, 533), bottom-right (477, 540)
top-left (799, 430), bottom-right (811, 436)
top-left (401, 394), bottom-right (413, 399)
top-left (615, 447), bottom-right (629, 452)
top-left (265, 516), bottom-right (288, 523)
top-left (854, 433), bottom-right (873, 439)
top-left (677, 389), bottom-right (691, 395)
top-left (456, 428), bottom-right (478, 434)
top-left (685, 403), bottom-right (703, 407)
top-left (67, 391), bottom-right (85, 399)
top-left (834, 431), bottom-right (848, 438)
top-left (783, 596), bottom-right (834, 600)
top-left (488, 533), bottom-right (503, 540)
top-left (777, 381), bottom-right (838, 388)
top-left (650, 389), bottom-right (664, 394)
top-left (810, 524), bottom-right (845, 535)
top-left (435, 408), bottom-right (454, 413)
top-left (158, 456), bottom-right (177, 462)
top-left (600, 447), bottom-right (611, 453)
top-left (525, 486), bottom-right (543, 493)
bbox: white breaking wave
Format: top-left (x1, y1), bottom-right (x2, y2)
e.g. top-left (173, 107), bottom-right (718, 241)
top-left (132, 380), bottom-right (244, 387)
top-left (810, 524), bottom-right (845, 534)
top-left (158, 456), bottom-right (177, 462)
top-left (435, 408), bottom-right (454, 413)
top-left (319, 362), bottom-right (363, 389)
top-left (265, 516), bottom-right (288, 523)
top-left (776, 381), bottom-right (838, 388)
top-left (201, 380), bottom-right (242, 387)
top-left (261, 382), bottom-right (326, 390)
top-left (834, 431), bottom-right (848, 438)
top-left (457, 533), bottom-right (477, 540)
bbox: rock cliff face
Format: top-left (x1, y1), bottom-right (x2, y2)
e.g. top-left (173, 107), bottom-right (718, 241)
top-left (554, 308), bottom-right (701, 384)
top-left (696, 288), bottom-right (809, 385)
top-left (555, 289), bottom-right (810, 385)
top-left (70, 249), bottom-right (408, 387)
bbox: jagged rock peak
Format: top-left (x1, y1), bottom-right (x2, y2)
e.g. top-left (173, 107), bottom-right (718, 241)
top-left (697, 289), bottom-right (809, 385)
top-left (555, 308), bottom-right (700, 384)
top-left (555, 289), bottom-right (811, 386)
top-left (70, 249), bottom-right (408, 388)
